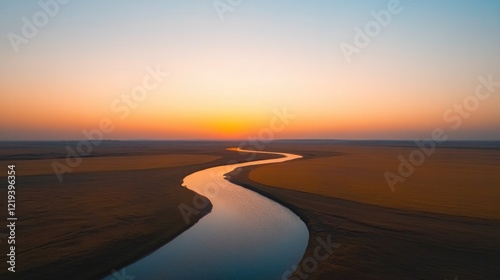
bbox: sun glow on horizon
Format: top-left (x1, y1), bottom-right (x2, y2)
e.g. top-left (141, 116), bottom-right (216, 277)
top-left (1, 1), bottom-right (499, 140)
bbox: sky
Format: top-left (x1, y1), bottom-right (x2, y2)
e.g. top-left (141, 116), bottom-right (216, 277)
top-left (1, 0), bottom-right (499, 140)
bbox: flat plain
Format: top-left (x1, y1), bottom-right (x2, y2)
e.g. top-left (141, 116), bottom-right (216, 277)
top-left (0, 141), bottom-right (278, 279)
top-left (230, 140), bottom-right (500, 279)
top-left (1, 140), bottom-right (499, 279)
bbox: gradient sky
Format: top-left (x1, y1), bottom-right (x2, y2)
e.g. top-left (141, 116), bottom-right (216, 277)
top-left (1, 0), bottom-right (499, 140)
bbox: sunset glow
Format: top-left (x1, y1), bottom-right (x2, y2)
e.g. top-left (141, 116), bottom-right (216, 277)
top-left (1, 0), bottom-right (499, 140)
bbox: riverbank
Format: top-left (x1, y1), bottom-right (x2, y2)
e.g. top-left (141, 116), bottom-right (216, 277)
top-left (229, 141), bottom-right (500, 279)
top-left (0, 141), bottom-right (281, 279)
top-left (107, 148), bottom-right (308, 279)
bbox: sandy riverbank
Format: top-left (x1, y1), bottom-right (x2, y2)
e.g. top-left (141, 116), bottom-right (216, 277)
top-left (229, 141), bottom-right (500, 279)
top-left (0, 141), bottom-right (280, 279)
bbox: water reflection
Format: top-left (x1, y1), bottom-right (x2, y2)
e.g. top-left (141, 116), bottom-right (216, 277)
top-left (104, 149), bottom-right (309, 280)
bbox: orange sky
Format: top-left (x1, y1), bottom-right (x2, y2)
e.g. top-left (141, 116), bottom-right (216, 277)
top-left (1, 1), bottom-right (499, 140)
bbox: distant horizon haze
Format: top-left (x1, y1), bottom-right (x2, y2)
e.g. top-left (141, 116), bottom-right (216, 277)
top-left (1, 0), bottom-right (499, 140)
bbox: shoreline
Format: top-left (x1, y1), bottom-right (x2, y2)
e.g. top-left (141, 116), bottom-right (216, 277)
top-left (0, 146), bottom-right (283, 280)
top-left (96, 150), bottom-right (288, 279)
top-left (228, 152), bottom-right (500, 279)
top-left (96, 201), bottom-right (213, 280)
top-left (4, 142), bottom-right (498, 279)
top-left (111, 148), bottom-right (307, 279)
top-left (5, 164), bottom-right (216, 280)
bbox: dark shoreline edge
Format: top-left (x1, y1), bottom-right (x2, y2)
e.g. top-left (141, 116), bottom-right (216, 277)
top-left (1, 148), bottom-right (283, 280)
top-left (95, 199), bottom-right (213, 280)
top-left (93, 151), bottom-right (285, 280)
top-left (228, 156), bottom-right (500, 279)
top-left (7, 143), bottom-right (498, 279)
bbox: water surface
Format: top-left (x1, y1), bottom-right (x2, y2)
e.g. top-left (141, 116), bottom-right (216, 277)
top-left (105, 149), bottom-right (309, 280)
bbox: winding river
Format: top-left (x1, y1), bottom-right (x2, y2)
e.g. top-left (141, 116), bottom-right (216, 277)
top-left (105, 148), bottom-right (309, 280)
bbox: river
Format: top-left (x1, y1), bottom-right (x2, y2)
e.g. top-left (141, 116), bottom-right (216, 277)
top-left (104, 148), bottom-right (308, 280)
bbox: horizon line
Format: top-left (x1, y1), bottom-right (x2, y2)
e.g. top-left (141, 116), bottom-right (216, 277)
top-left (1, 139), bottom-right (499, 142)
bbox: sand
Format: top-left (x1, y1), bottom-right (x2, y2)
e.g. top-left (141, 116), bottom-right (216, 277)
top-left (249, 145), bottom-right (500, 220)
top-left (0, 141), bottom-right (280, 279)
top-left (2, 140), bottom-right (499, 279)
top-left (0, 154), bottom-right (220, 177)
top-left (230, 141), bottom-right (500, 279)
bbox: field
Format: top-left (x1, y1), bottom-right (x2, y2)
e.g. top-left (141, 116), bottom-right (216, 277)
top-left (0, 141), bottom-right (277, 279)
top-left (230, 140), bottom-right (500, 279)
top-left (1, 140), bottom-right (499, 279)
top-left (249, 144), bottom-right (500, 219)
